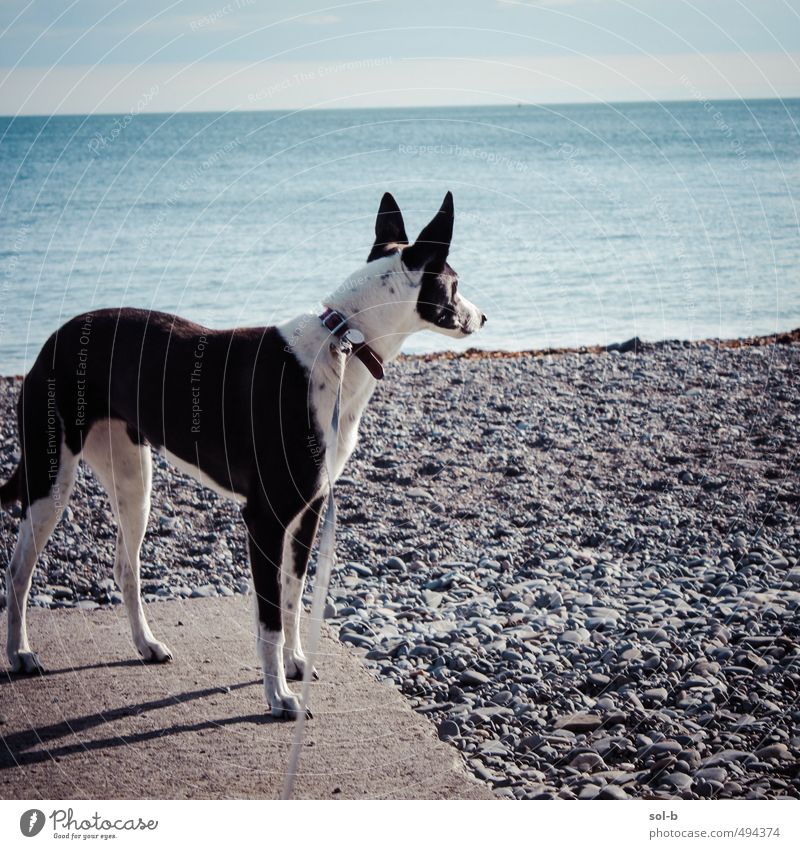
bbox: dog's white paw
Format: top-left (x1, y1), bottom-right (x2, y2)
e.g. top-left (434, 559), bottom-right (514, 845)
top-left (138, 641), bottom-right (173, 663)
top-left (269, 691), bottom-right (312, 721)
top-left (284, 652), bottom-right (318, 681)
top-left (10, 651), bottom-right (45, 675)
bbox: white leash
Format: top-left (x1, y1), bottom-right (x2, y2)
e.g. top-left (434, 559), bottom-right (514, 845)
top-left (281, 338), bottom-right (348, 800)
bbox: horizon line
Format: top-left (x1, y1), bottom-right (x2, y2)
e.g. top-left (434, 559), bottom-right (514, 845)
top-left (1, 93), bottom-right (799, 120)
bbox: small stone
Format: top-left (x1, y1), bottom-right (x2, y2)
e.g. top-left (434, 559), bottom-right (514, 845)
top-left (701, 750), bottom-right (757, 767)
top-left (663, 772), bottom-right (693, 790)
top-left (459, 669), bottom-right (490, 687)
top-left (32, 594), bottom-right (54, 607)
top-left (470, 706), bottom-right (512, 722)
top-left (437, 719), bottom-right (460, 741)
top-left (407, 488), bottom-right (432, 500)
top-left (547, 591), bottom-right (564, 609)
top-left (479, 740), bottom-right (509, 757)
top-left (754, 743), bottom-right (789, 760)
top-left (643, 687), bottom-right (668, 704)
top-left (159, 516), bottom-right (179, 533)
top-left (559, 629), bottom-right (589, 645)
top-left (578, 784), bottom-right (600, 800)
top-left (410, 645), bottom-right (439, 660)
top-left (471, 763), bottom-right (499, 783)
top-left (650, 740), bottom-right (683, 757)
top-left (339, 632), bottom-right (373, 650)
top-left (603, 710), bottom-right (627, 726)
top-left (501, 649), bottom-right (523, 663)
top-left (554, 713), bottom-right (603, 733)
top-left (422, 589), bottom-right (443, 609)
top-left (597, 785), bottom-right (628, 799)
top-left (569, 752), bottom-right (605, 772)
top-left (587, 616), bottom-right (616, 630)
top-left (695, 767), bottom-right (727, 782)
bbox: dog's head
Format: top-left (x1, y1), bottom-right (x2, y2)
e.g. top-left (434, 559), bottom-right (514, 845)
top-left (368, 192), bottom-right (486, 338)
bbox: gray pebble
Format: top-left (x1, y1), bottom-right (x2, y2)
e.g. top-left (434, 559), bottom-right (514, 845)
top-left (438, 720), bottom-right (460, 741)
top-left (459, 669), bottom-right (490, 687)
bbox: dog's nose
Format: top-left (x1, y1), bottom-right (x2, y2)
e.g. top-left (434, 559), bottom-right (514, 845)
top-left (481, 313), bottom-right (487, 327)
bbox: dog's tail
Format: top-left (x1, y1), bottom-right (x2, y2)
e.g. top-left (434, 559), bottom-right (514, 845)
top-left (0, 464), bottom-right (20, 508)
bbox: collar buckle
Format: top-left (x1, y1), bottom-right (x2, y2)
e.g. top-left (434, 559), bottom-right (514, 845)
top-left (319, 308), bottom-right (384, 380)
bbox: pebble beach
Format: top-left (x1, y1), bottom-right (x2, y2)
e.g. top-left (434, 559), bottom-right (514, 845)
top-left (1, 332), bottom-right (798, 800)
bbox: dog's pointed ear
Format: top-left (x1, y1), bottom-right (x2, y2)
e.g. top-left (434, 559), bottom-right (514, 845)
top-left (402, 191), bottom-right (454, 271)
top-left (367, 192), bottom-right (409, 262)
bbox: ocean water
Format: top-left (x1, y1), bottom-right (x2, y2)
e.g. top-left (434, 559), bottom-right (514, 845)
top-left (1, 99), bottom-right (798, 374)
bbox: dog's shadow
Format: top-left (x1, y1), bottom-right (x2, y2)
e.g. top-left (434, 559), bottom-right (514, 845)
top-left (1, 658), bottom-right (158, 683)
top-left (0, 671), bottom-right (271, 770)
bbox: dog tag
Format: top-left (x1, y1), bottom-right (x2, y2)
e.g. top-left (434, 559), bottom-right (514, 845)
top-left (343, 328), bottom-right (364, 346)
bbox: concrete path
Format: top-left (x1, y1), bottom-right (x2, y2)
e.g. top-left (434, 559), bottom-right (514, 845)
top-left (0, 597), bottom-right (491, 799)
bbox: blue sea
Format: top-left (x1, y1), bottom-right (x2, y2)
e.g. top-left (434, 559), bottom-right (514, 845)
top-left (1, 99), bottom-right (798, 374)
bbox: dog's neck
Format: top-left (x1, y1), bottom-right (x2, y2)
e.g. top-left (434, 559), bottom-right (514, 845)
top-left (321, 252), bottom-right (420, 366)
top-left (277, 251), bottom-right (423, 460)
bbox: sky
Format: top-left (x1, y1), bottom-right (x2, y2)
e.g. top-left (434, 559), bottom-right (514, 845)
top-left (0, 0), bottom-right (798, 115)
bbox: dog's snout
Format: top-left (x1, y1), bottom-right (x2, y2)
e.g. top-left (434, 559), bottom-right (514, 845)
top-left (481, 313), bottom-right (487, 327)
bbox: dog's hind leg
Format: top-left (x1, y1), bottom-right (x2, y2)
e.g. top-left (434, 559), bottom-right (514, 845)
top-left (281, 496), bottom-right (324, 681)
top-left (6, 444), bottom-right (79, 674)
top-left (82, 419), bottom-right (172, 663)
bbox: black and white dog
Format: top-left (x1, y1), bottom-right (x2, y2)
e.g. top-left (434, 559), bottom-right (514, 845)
top-left (1, 192), bottom-right (485, 718)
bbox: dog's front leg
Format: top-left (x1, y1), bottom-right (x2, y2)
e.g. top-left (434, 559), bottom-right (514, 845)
top-left (242, 500), bottom-right (309, 720)
top-left (281, 496), bottom-right (324, 681)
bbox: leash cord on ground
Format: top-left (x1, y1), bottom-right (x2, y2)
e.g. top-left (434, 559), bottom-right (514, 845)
top-left (281, 344), bottom-right (346, 799)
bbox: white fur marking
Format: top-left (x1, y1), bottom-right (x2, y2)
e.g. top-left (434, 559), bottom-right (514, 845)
top-left (6, 442), bottom-right (78, 672)
top-left (82, 419), bottom-right (172, 663)
top-left (256, 621), bottom-right (303, 718)
top-left (281, 509), bottom-right (310, 680)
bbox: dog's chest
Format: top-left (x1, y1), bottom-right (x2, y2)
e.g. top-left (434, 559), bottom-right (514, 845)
top-left (309, 365), bottom-right (374, 481)
top-left (280, 315), bottom-right (375, 484)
